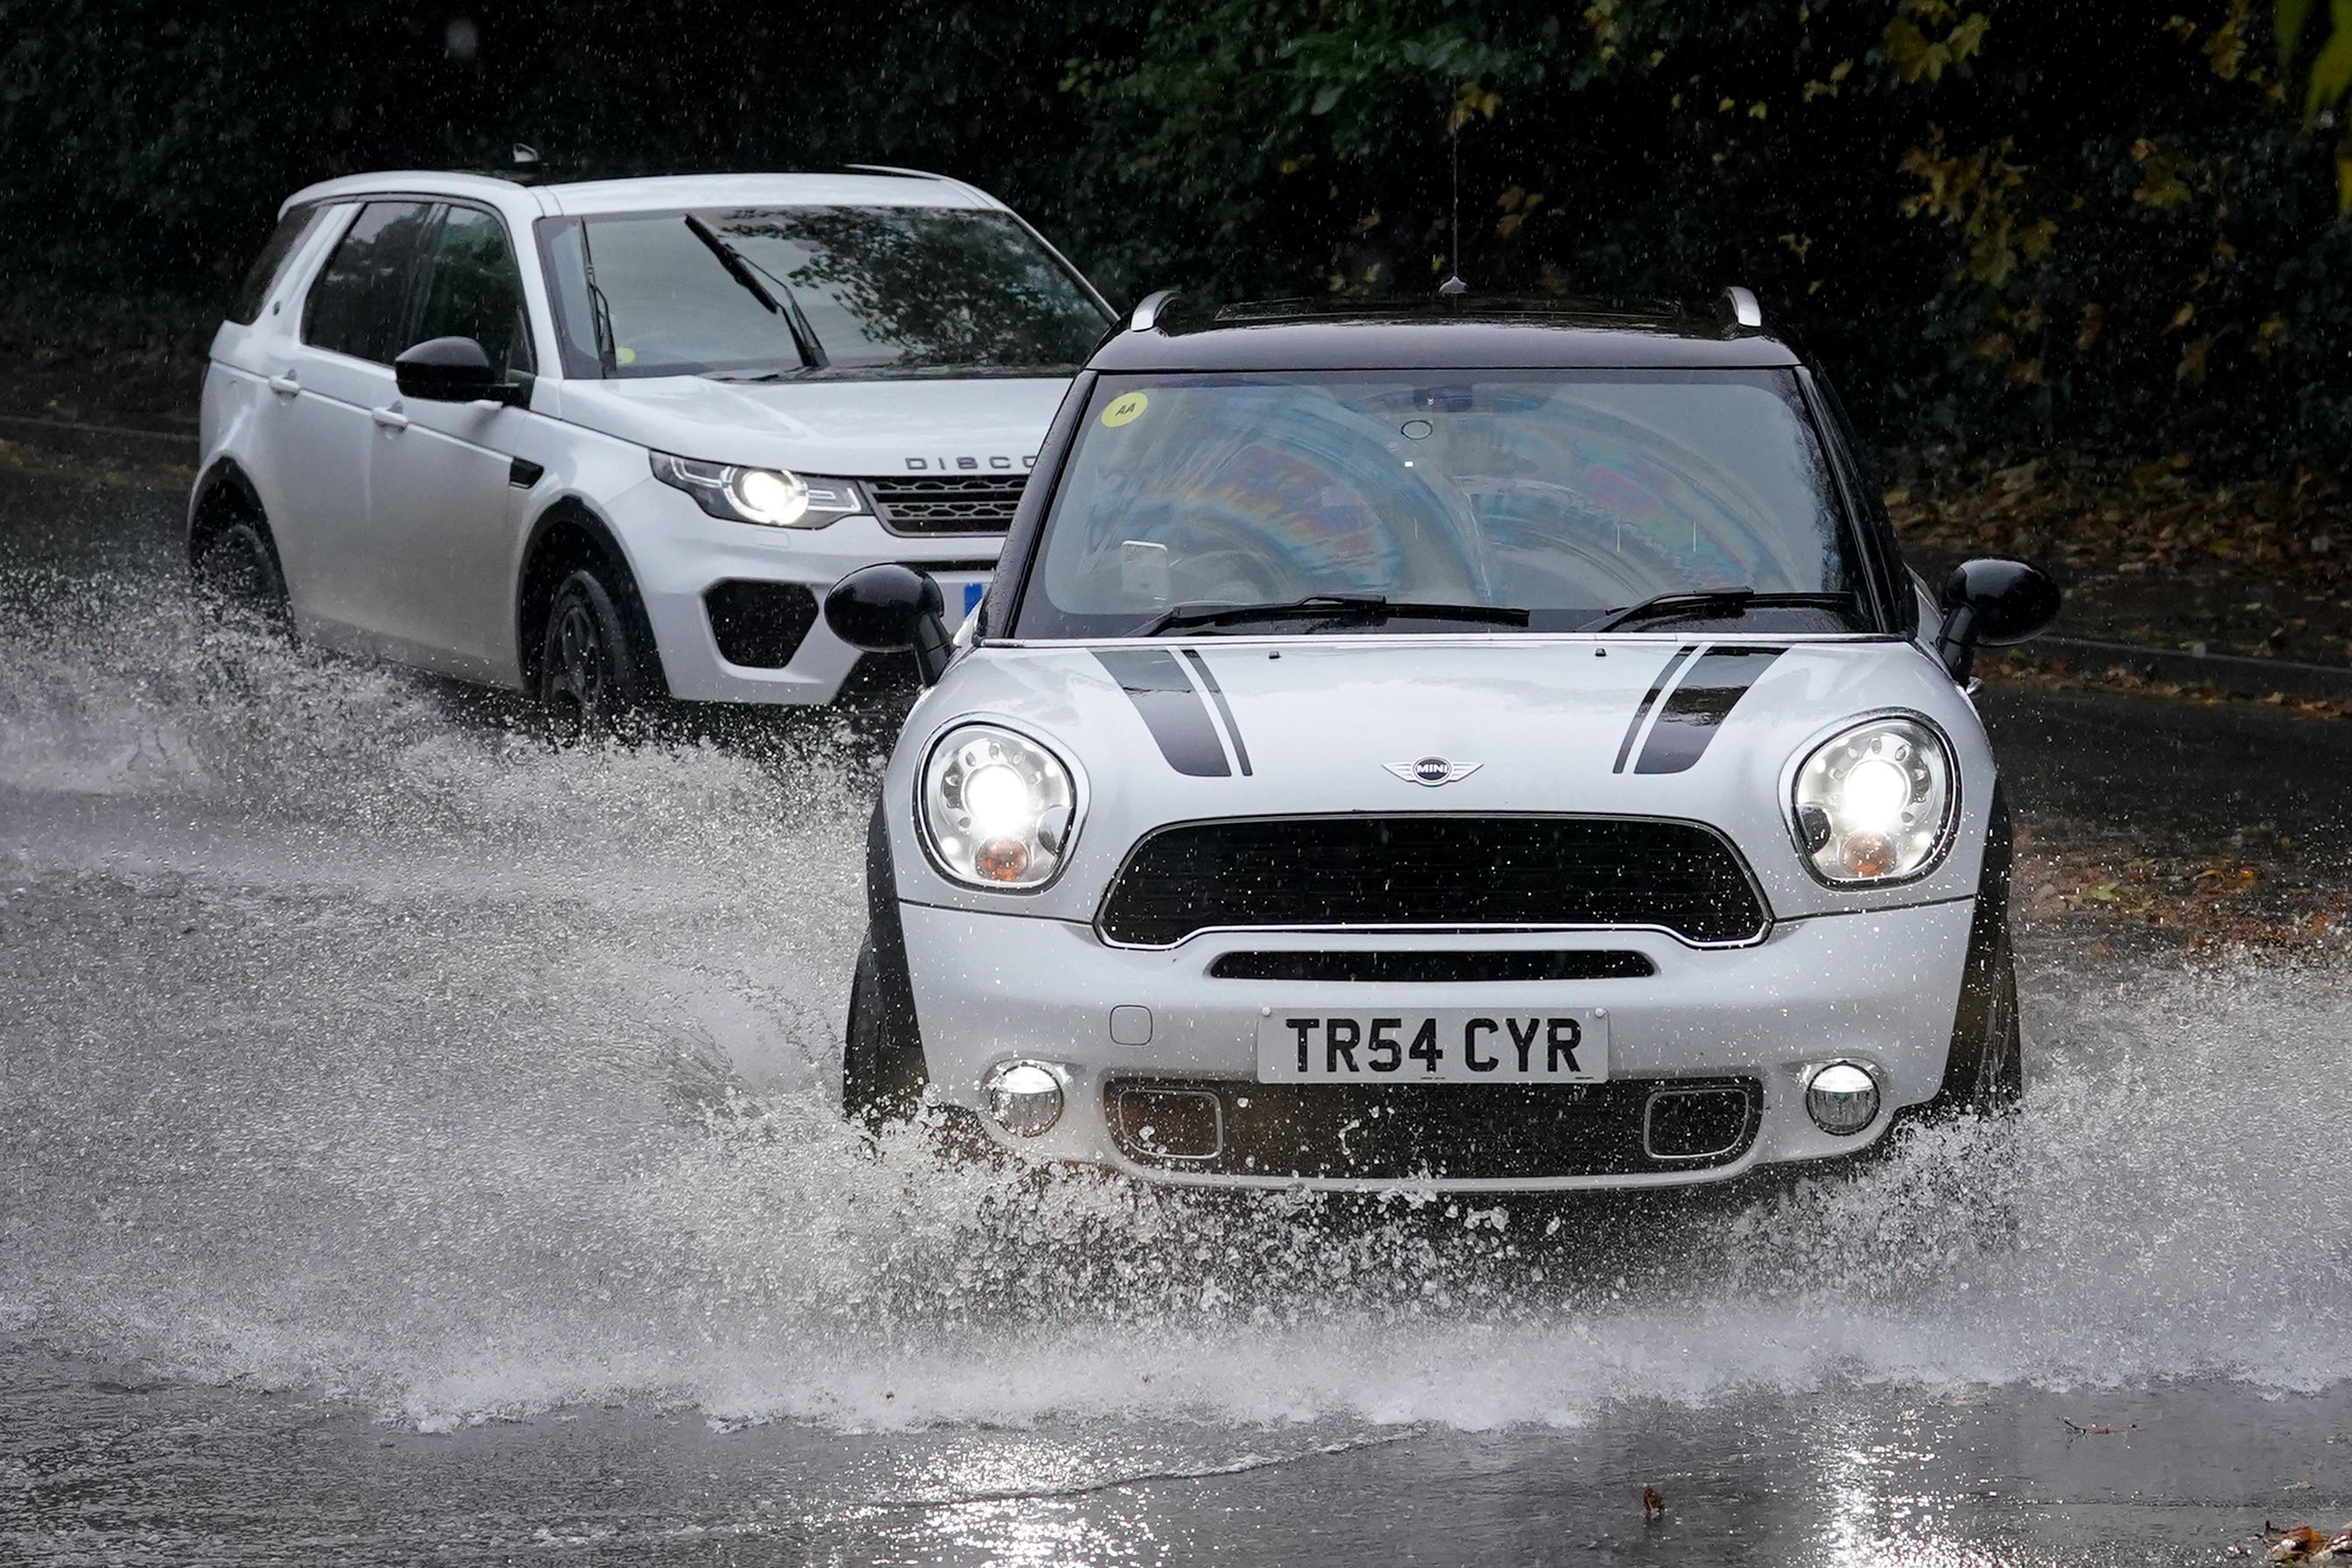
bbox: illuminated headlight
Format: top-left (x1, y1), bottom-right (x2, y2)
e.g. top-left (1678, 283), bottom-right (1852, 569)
top-left (1790, 716), bottom-right (1955, 884)
top-left (648, 452), bottom-right (863, 529)
top-left (920, 724), bottom-right (1077, 889)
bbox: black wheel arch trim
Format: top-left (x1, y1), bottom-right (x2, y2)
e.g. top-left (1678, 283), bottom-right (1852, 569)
top-left (864, 803), bottom-right (928, 1061)
top-left (516, 496), bottom-right (667, 693)
top-left (1921, 782), bottom-right (2014, 1114)
top-left (187, 456), bottom-right (267, 556)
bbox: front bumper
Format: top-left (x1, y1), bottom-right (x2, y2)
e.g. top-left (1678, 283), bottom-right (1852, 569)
top-left (899, 898), bottom-right (1979, 1192)
top-left (612, 480), bottom-right (999, 705)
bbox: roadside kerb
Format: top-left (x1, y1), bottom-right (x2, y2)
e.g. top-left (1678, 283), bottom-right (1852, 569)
top-left (2003, 634), bottom-right (2352, 701)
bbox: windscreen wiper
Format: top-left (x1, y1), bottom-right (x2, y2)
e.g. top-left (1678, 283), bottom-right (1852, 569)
top-left (682, 214), bottom-right (828, 369)
top-left (1137, 594), bottom-right (1532, 637)
top-left (1581, 588), bottom-right (1854, 633)
top-left (577, 226), bottom-right (617, 375)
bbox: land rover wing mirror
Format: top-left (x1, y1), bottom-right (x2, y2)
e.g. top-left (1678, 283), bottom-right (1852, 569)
top-left (393, 336), bottom-right (528, 406)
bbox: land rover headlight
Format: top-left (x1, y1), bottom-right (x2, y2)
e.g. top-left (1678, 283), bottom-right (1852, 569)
top-left (1791, 716), bottom-right (1955, 884)
top-left (648, 452), bottom-right (863, 529)
top-left (920, 725), bottom-right (1076, 889)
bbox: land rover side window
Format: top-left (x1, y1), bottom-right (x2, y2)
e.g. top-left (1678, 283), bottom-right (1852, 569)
top-left (412, 206), bottom-right (533, 376)
top-left (1017, 368), bottom-right (1863, 639)
top-left (541, 206), bottom-right (1109, 379)
top-left (227, 202), bottom-right (326, 325)
top-left (301, 200), bottom-right (436, 364)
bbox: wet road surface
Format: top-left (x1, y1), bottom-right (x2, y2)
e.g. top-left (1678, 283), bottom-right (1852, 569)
top-left (4, 470), bottom-right (2350, 1564)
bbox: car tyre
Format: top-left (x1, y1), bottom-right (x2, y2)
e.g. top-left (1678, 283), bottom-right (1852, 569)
top-left (538, 567), bottom-right (646, 731)
top-left (192, 514), bottom-right (292, 636)
top-left (843, 935), bottom-right (926, 1128)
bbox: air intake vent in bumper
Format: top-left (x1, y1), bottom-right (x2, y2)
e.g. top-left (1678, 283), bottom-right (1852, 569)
top-left (1102, 1077), bottom-right (1763, 1179)
top-left (1206, 949), bottom-right (1657, 983)
top-left (704, 580), bottom-right (817, 669)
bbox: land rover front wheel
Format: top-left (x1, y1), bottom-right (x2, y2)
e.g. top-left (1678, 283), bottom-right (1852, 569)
top-left (538, 567), bottom-right (646, 729)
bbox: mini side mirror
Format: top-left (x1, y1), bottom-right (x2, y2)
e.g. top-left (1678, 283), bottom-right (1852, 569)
top-left (1935, 557), bottom-right (2060, 681)
top-left (824, 563), bottom-right (954, 685)
top-left (394, 336), bottom-right (527, 405)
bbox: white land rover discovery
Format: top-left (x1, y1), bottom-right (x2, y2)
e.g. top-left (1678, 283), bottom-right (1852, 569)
top-left (190, 167), bottom-right (1113, 713)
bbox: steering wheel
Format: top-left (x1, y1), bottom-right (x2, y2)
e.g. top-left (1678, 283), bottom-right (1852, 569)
top-left (1152, 515), bottom-right (1315, 605)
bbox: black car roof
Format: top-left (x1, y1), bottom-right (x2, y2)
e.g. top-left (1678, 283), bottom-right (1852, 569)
top-left (1088, 294), bottom-right (1804, 373)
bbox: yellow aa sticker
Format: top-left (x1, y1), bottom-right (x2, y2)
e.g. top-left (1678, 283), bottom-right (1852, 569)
top-left (1100, 390), bottom-right (1149, 428)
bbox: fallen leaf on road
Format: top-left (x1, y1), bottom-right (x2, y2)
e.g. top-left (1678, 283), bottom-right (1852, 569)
top-left (2264, 1526), bottom-right (2327, 1562)
top-left (1642, 1485), bottom-right (1666, 1524)
top-left (2246, 1522), bottom-right (2352, 1562)
top-left (2059, 1417), bottom-right (2136, 1435)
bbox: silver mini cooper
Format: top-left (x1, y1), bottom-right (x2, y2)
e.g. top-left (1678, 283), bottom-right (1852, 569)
top-left (822, 291), bottom-right (2060, 1194)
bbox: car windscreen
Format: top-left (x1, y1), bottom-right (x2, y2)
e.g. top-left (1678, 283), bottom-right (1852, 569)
top-left (1012, 368), bottom-right (1866, 639)
top-left (539, 205), bottom-right (1109, 379)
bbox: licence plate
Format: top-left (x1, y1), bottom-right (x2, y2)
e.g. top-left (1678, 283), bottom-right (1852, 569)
top-left (1255, 1009), bottom-right (1609, 1084)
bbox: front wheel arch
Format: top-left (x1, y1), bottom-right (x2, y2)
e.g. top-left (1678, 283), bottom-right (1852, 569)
top-left (843, 805), bottom-right (931, 1125)
top-left (1927, 785), bottom-right (2023, 1115)
top-left (514, 500), bottom-right (665, 695)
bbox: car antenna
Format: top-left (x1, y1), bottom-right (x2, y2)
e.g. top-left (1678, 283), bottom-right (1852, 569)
top-left (1438, 112), bottom-right (1468, 298)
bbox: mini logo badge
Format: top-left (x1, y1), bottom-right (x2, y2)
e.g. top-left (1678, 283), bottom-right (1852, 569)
top-left (1386, 756), bottom-right (1483, 786)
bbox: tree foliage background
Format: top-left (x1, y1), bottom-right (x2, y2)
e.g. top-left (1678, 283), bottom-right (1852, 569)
top-left (4, 0), bottom-right (2349, 465)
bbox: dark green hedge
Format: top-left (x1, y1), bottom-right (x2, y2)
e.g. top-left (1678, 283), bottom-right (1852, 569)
top-left (5, 0), bottom-right (2347, 464)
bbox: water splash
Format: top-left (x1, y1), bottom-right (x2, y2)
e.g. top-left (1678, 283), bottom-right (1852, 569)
top-left (4, 565), bottom-right (2349, 1435)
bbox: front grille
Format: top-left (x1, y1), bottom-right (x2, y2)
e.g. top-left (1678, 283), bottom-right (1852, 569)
top-left (1097, 815), bottom-right (1769, 947)
top-left (1102, 1076), bottom-right (1762, 1179)
top-left (1206, 949), bottom-right (1656, 983)
top-left (868, 475), bottom-right (1026, 535)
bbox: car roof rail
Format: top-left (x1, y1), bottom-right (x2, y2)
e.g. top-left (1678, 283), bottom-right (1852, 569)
top-left (1721, 285), bottom-right (1764, 329)
top-left (1130, 289), bottom-right (1180, 332)
top-left (843, 163), bottom-right (950, 181)
top-left (842, 162), bottom-right (999, 204)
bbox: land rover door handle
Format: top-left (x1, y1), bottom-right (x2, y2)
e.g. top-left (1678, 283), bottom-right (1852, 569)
top-left (266, 374), bottom-right (299, 397)
top-left (370, 405), bottom-right (410, 431)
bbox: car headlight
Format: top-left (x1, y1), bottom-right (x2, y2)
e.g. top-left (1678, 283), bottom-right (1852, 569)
top-left (648, 452), bottom-right (863, 529)
top-left (920, 725), bottom-right (1077, 889)
top-left (1790, 715), bottom-right (1955, 884)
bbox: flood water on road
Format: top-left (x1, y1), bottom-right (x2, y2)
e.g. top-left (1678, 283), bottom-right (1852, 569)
top-left (4, 479), bottom-right (2350, 1563)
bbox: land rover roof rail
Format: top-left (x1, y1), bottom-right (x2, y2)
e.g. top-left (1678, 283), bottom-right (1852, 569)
top-left (1130, 289), bottom-right (1180, 332)
top-left (842, 163), bottom-right (949, 180)
top-left (841, 163), bottom-right (1002, 211)
top-left (1722, 285), bottom-right (1764, 329)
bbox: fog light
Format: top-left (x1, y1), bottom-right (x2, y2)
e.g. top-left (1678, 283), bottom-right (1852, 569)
top-left (1805, 1061), bottom-right (1881, 1135)
top-left (982, 1060), bottom-right (1064, 1137)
